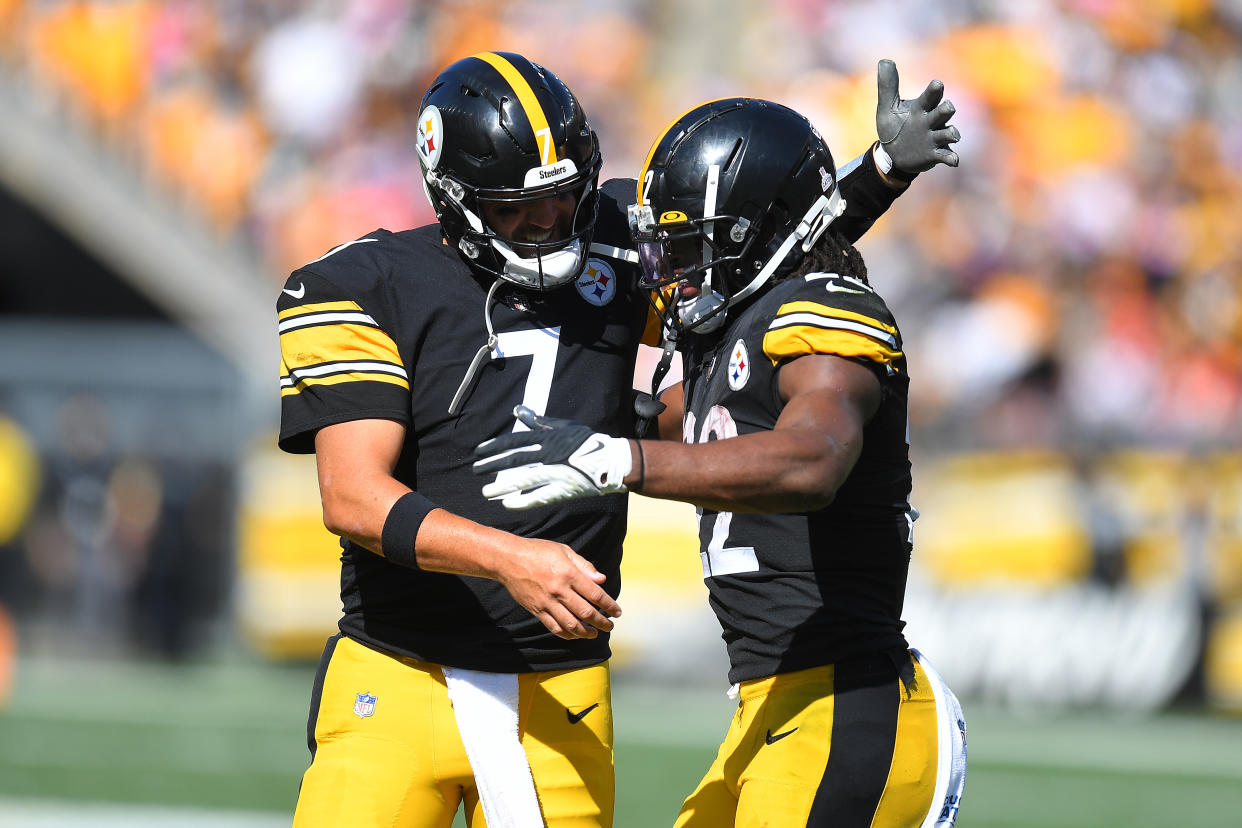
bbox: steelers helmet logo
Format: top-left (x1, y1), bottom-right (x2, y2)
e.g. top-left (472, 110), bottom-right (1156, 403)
top-left (575, 259), bottom-right (617, 307)
top-left (416, 105), bottom-right (444, 170)
top-left (727, 339), bottom-right (750, 390)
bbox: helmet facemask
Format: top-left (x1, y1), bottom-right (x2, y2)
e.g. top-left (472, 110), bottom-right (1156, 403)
top-left (632, 205), bottom-right (757, 334)
top-left (428, 153), bottom-right (601, 291)
top-left (630, 173), bottom-right (844, 336)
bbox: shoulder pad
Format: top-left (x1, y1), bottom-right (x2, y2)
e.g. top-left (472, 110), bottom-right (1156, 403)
top-left (592, 178), bottom-right (640, 263)
top-left (761, 273), bottom-right (901, 368)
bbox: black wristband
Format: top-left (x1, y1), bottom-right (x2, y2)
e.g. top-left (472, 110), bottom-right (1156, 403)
top-left (632, 440), bottom-right (645, 491)
top-left (381, 491), bottom-right (437, 569)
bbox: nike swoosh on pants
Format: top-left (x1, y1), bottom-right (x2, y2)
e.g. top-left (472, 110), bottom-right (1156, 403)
top-left (567, 702), bottom-right (600, 724)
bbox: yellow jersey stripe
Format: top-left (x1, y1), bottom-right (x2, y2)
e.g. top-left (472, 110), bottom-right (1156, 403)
top-left (280, 371), bottom-right (410, 397)
top-left (472, 52), bottom-right (556, 164)
top-left (280, 323), bottom-right (403, 371)
top-left (279, 311), bottom-right (380, 335)
top-left (769, 311), bottom-right (898, 350)
top-left (280, 359), bottom-right (408, 385)
top-left (774, 300), bottom-right (898, 337)
top-left (763, 327), bottom-right (903, 367)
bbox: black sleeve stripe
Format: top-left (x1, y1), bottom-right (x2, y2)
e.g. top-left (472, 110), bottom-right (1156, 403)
top-left (281, 360), bottom-right (409, 386)
top-left (280, 372), bottom-right (411, 398)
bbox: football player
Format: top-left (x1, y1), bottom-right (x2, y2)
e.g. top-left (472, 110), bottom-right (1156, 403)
top-left (475, 98), bottom-right (967, 826)
top-left (279, 52), bottom-right (958, 828)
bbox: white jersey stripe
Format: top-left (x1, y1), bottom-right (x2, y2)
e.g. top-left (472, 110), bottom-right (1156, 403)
top-left (278, 311), bottom-right (380, 333)
top-left (768, 311), bottom-right (898, 348)
top-left (282, 361), bottom-right (408, 386)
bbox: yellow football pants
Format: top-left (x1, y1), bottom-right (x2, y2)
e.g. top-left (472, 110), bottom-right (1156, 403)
top-left (292, 634), bottom-right (615, 828)
top-left (674, 649), bottom-right (965, 828)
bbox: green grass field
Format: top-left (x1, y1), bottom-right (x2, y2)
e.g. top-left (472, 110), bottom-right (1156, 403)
top-left (1, 655), bottom-right (1240, 827)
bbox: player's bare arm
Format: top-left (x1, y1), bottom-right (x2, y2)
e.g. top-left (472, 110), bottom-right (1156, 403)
top-left (653, 382), bottom-right (685, 441)
top-left (316, 419), bottom-right (619, 639)
top-left (474, 354), bottom-right (881, 513)
top-left (634, 355), bottom-right (881, 513)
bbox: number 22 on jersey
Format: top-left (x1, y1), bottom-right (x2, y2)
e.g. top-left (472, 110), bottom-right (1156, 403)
top-left (683, 405), bottom-right (759, 578)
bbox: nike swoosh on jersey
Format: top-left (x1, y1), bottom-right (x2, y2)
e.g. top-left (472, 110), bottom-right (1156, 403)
top-left (824, 283), bottom-right (864, 294)
top-left (567, 702), bottom-right (600, 724)
top-left (765, 727), bottom-right (797, 744)
top-left (283, 282), bottom-right (307, 299)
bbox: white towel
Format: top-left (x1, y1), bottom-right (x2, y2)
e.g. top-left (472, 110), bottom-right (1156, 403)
top-left (912, 649), bottom-right (968, 828)
top-left (442, 667), bottom-right (545, 828)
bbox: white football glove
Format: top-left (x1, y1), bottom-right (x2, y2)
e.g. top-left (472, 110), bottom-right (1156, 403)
top-left (473, 406), bottom-right (632, 510)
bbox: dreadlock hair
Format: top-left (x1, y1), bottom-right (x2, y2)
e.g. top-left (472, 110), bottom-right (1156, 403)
top-left (725, 226), bottom-right (870, 326)
top-left (787, 228), bottom-right (869, 285)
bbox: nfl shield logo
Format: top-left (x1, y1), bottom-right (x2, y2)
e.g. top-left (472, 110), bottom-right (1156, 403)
top-left (353, 692), bottom-right (377, 718)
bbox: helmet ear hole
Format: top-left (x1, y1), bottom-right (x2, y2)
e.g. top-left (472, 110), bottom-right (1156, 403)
top-left (574, 185), bottom-right (601, 234)
top-left (750, 210), bottom-right (786, 266)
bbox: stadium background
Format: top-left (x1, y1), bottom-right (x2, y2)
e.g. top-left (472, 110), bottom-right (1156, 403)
top-left (1, 0), bottom-right (1241, 825)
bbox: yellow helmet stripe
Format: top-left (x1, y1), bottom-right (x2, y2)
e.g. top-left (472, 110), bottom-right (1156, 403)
top-left (636, 97), bottom-right (738, 206)
top-left (472, 52), bottom-right (557, 164)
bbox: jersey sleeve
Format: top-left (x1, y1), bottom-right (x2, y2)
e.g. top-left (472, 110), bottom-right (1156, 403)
top-left (833, 146), bottom-right (902, 244)
top-left (277, 269), bottom-right (411, 454)
top-left (761, 275), bottom-right (903, 370)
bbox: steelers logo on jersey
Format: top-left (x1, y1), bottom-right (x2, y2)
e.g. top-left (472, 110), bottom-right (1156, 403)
top-left (576, 259), bottom-right (616, 307)
top-left (727, 339), bottom-right (750, 390)
top-left (416, 105), bottom-right (444, 170)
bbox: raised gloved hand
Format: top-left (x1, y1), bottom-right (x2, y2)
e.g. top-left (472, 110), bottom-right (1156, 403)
top-left (473, 406), bottom-right (632, 510)
top-left (875, 58), bottom-right (961, 175)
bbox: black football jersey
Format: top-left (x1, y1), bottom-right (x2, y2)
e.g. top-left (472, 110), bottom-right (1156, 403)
top-left (274, 154), bottom-right (905, 675)
top-left (680, 271), bottom-right (914, 683)
top-left (277, 180), bottom-right (653, 672)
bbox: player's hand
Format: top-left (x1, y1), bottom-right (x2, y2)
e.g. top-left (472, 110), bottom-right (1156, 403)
top-left (875, 58), bottom-right (960, 174)
top-left (473, 406), bottom-right (632, 510)
top-left (499, 536), bottom-right (621, 639)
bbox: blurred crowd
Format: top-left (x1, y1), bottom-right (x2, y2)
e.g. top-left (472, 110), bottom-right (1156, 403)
top-left (4, 0), bottom-right (1241, 452)
top-left (0, 393), bottom-right (233, 659)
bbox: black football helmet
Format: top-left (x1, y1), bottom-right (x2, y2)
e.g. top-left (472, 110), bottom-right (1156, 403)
top-left (629, 98), bottom-right (846, 334)
top-left (416, 52), bottom-right (602, 290)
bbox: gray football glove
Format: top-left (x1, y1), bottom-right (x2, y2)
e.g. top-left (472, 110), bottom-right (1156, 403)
top-left (473, 406), bottom-right (632, 510)
top-left (875, 58), bottom-right (961, 174)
